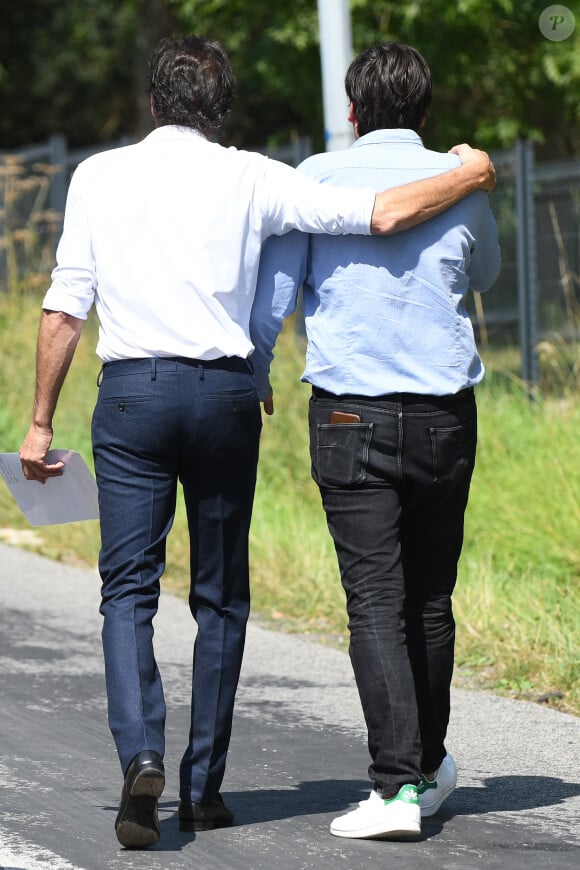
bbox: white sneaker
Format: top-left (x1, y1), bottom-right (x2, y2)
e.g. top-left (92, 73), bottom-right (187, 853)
top-left (418, 753), bottom-right (457, 817)
top-left (330, 784), bottom-right (421, 839)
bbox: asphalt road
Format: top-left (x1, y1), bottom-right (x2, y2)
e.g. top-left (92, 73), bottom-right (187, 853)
top-left (0, 541), bottom-right (578, 869)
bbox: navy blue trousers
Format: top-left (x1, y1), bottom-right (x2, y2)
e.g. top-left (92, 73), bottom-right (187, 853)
top-left (309, 388), bottom-right (477, 795)
top-left (91, 356), bottom-right (261, 803)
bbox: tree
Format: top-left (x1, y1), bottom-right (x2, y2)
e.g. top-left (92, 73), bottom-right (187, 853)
top-left (170, 0), bottom-right (580, 157)
top-left (349, 0), bottom-right (580, 158)
top-left (0, 0), bottom-right (171, 148)
top-left (169, 0), bottom-right (325, 148)
top-left (1, 0), bottom-right (578, 157)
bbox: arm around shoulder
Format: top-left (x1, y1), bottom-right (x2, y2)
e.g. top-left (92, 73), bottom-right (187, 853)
top-left (371, 145), bottom-right (496, 235)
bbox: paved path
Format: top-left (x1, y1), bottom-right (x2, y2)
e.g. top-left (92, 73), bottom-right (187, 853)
top-left (0, 542), bottom-right (578, 869)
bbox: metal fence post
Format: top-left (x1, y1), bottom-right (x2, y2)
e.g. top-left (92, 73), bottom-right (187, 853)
top-left (49, 134), bottom-right (67, 217)
top-left (292, 137), bottom-right (313, 166)
top-left (514, 139), bottom-right (539, 395)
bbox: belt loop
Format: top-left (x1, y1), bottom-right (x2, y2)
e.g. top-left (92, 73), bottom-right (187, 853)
top-left (151, 358), bottom-right (157, 381)
top-left (246, 357), bottom-right (254, 376)
top-left (96, 367), bottom-right (104, 387)
top-left (198, 364), bottom-right (205, 380)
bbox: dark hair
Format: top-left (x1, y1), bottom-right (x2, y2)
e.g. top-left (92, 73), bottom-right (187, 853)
top-left (148, 36), bottom-right (236, 135)
top-left (345, 43), bottom-right (432, 135)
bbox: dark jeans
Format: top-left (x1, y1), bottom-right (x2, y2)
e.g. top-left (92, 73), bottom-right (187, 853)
top-left (91, 356), bottom-right (261, 803)
top-left (309, 387), bottom-right (477, 794)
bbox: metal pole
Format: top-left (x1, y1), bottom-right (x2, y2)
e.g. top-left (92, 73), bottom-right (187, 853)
top-left (49, 134), bottom-right (67, 217)
top-left (515, 140), bottom-right (529, 382)
top-left (316, 0), bottom-right (354, 152)
top-left (525, 140), bottom-right (540, 390)
top-left (514, 139), bottom-right (539, 396)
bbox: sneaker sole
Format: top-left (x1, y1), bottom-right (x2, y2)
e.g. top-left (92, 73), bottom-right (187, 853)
top-left (330, 822), bottom-right (421, 840)
top-left (420, 782), bottom-right (456, 817)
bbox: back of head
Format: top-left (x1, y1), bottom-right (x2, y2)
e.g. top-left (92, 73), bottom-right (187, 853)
top-left (148, 36), bottom-right (236, 136)
top-left (345, 43), bottom-right (432, 136)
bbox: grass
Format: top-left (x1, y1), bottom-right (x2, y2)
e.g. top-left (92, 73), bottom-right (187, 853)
top-left (0, 290), bottom-right (578, 715)
top-left (252, 329), bottom-right (580, 715)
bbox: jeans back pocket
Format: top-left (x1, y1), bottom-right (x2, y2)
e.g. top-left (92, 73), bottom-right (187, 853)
top-left (314, 423), bottom-right (374, 487)
top-left (429, 422), bottom-right (476, 488)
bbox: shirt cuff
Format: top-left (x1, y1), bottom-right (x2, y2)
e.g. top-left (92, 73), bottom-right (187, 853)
top-left (42, 285), bottom-right (91, 320)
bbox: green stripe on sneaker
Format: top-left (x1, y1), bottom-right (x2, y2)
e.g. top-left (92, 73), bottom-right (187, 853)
top-left (385, 784), bottom-right (419, 806)
top-left (417, 776), bottom-right (437, 795)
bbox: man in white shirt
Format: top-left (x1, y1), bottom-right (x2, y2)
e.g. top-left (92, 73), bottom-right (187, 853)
top-left (18, 35), bottom-right (495, 849)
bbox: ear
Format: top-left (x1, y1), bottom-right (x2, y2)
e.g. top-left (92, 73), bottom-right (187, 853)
top-left (348, 101), bottom-right (359, 137)
top-left (419, 115), bottom-right (427, 129)
top-left (150, 93), bottom-right (156, 118)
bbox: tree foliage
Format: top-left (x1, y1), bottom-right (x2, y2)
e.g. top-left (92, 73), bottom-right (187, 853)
top-left (348, 0), bottom-right (580, 157)
top-left (168, 0), bottom-right (324, 147)
top-left (1, 0), bottom-right (578, 156)
top-left (0, 0), bottom-right (143, 148)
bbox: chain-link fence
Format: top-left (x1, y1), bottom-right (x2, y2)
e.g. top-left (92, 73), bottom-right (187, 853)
top-left (474, 142), bottom-right (580, 388)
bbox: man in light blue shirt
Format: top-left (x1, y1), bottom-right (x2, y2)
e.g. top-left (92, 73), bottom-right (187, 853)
top-left (252, 43), bottom-right (500, 840)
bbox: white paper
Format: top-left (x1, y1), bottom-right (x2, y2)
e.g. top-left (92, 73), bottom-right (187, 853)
top-left (0, 450), bottom-right (99, 526)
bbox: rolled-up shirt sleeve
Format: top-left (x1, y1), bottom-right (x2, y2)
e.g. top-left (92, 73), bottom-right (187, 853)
top-left (257, 157), bottom-right (375, 239)
top-left (42, 168), bottom-right (96, 319)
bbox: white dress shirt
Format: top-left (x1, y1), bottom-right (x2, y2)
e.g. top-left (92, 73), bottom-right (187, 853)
top-left (43, 126), bottom-right (375, 362)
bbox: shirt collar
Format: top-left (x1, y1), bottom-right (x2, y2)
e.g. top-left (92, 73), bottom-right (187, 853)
top-left (352, 129), bottom-right (424, 149)
top-left (144, 125), bottom-right (208, 144)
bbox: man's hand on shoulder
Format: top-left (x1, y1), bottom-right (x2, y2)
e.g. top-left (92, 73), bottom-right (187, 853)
top-left (370, 142), bottom-right (497, 235)
top-left (449, 144), bottom-right (496, 192)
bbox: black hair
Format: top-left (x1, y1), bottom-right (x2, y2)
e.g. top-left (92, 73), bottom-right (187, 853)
top-left (345, 43), bottom-right (432, 135)
top-left (148, 36), bottom-right (236, 135)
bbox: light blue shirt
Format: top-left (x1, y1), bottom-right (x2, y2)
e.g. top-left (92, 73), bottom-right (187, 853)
top-left (251, 129), bottom-right (501, 398)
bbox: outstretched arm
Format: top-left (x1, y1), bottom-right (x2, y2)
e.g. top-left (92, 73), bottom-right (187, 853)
top-left (371, 144), bottom-right (495, 234)
top-left (19, 309), bottom-right (83, 483)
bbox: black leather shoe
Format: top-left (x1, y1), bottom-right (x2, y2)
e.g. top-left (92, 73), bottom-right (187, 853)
top-left (115, 750), bottom-right (165, 849)
top-left (178, 794), bottom-right (234, 831)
